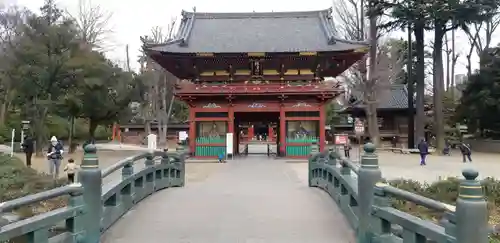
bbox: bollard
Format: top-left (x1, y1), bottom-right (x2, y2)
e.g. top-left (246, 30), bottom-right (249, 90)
top-left (121, 161), bottom-right (133, 180)
top-left (161, 149), bottom-right (169, 164)
top-left (456, 168), bottom-right (488, 243)
top-left (78, 144), bottom-right (102, 243)
top-left (357, 143), bottom-right (382, 243)
top-left (67, 184), bottom-right (85, 242)
top-left (178, 152), bottom-right (186, 186)
top-left (308, 153), bottom-right (315, 188)
top-left (145, 152), bottom-right (155, 166)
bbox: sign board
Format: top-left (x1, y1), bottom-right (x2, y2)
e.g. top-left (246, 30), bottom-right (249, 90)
top-left (335, 134), bottom-right (348, 145)
top-left (354, 119), bottom-right (365, 135)
top-left (226, 133), bottom-right (233, 155)
top-left (147, 133), bottom-right (157, 150)
top-left (179, 131), bottom-right (188, 141)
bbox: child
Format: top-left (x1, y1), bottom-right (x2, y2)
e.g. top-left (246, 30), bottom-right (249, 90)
top-left (63, 158), bottom-right (79, 183)
top-left (218, 152), bottom-right (225, 163)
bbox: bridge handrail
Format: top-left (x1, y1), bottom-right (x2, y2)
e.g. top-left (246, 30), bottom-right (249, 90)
top-left (339, 157), bottom-right (360, 175)
top-left (101, 149), bottom-right (179, 178)
top-left (375, 182), bottom-right (456, 213)
top-left (101, 153), bottom-right (148, 178)
top-left (309, 143), bottom-right (489, 243)
top-left (0, 184), bottom-right (83, 213)
top-left (0, 145), bottom-right (186, 243)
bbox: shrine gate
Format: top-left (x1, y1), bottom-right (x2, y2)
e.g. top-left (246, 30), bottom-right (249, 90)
top-left (145, 9), bottom-right (368, 158)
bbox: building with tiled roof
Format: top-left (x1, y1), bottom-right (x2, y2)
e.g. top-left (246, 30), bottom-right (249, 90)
top-left (332, 85), bottom-right (414, 141)
top-left (144, 8), bottom-right (369, 158)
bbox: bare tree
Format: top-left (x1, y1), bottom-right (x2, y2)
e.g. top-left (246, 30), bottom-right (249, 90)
top-left (69, 0), bottom-right (113, 50)
top-left (139, 18), bottom-right (178, 146)
top-left (333, 0), bottom-right (403, 145)
top-left (444, 30), bottom-right (459, 95)
top-left (463, 12), bottom-right (500, 76)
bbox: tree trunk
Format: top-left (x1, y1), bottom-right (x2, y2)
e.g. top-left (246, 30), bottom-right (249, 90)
top-left (89, 119), bottom-right (98, 140)
top-left (413, 23), bottom-right (426, 142)
top-left (451, 27), bottom-right (456, 99)
top-left (432, 28), bottom-right (446, 153)
top-left (68, 116), bottom-right (75, 153)
top-left (158, 75), bottom-right (168, 146)
top-left (366, 9), bottom-right (380, 145)
top-left (0, 101), bottom-right (7, 126)
top-left (444, 33), bottom-right (450, 90)
top-left (33, 95), bottom-right (49, 157)
top-left (145, 121), bottom-right (151, 135)
top-left (466, 53), bottom-right (473, 77)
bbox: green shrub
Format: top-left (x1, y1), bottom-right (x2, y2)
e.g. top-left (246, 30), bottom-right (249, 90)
top-left (0, 154), bottom-right (66, 217)
top-left (388, 177), bottom-right (500, 240)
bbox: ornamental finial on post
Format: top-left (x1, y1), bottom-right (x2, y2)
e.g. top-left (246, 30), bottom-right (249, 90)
top-left (361, 142), bottom-right (377, 169)
top-left (456, 168), bottom-right (488, 243)
top-left (81, 144), bottom-right (98, 168)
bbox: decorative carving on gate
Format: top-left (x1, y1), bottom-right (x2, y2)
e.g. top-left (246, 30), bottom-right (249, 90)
top-left (292, 102), bottom-right (312, 107)
top-left (248, 103), bottom-right (266, 108)
top-left (203, 103), bottom-right (221, 108)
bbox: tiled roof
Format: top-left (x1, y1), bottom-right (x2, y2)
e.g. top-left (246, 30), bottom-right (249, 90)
top-left (349, 85), bottom-right (411, 109)
top-left (145, 9), bottom-right (368, 53)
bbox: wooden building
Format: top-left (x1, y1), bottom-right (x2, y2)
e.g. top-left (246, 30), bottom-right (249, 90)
top-left (145, 9), bottom-right (368, 158)
top-left (118, 123), bottom-right (188, 145)
top-left (334, 85), bottom-right (413, 144)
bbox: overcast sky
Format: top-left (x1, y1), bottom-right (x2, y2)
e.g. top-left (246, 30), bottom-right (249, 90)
top-left (5, 0), bottom-right (500, 75)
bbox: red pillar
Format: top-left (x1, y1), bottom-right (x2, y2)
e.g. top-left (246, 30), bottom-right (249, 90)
top-left (319, 104), bottom-right (326, 152)
top-left (228, 105), bottom-right (235, 153)
top-left (189, 108), bottom-right (196, 154)
top-left (268, 126), bottom-right (274, 141)
top-left (280, 106), bottom-right (286, 156)
top-left (248, 125), bottom-right (254, 141)
top-left (228, 106), bottom-right (234, 133)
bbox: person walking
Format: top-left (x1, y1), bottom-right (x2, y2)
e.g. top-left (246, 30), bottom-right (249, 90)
top-left (459, 142), bottom-right (472, 163)
top-left (63, 158), bottom-right (79, 183)
top-left (344, 140), bottom-right (352, 158)
top-left (47, 136), bottom-right (64, 178)
top-left (417, 138), bottom-right (429, 166)
top-left (21, 135), bottom-right (34, 167)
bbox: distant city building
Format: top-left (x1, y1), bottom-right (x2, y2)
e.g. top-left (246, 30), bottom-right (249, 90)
top-left (454, 74), bottom-right (467, 86)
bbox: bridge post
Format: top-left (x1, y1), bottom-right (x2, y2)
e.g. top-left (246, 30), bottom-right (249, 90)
top-left (456, 168), bottom-right (488, 243)
top-left (122, 160), bottom-right (134, 179)
top-left (78, 144), bottom-right (102, 243)
top-left (357, 143), bottom-right (381, 243)
top-left (145, 151), bottom-right (155, 166)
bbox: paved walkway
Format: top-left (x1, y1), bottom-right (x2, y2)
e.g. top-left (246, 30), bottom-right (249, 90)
top-left (101, 156), bottom-right (354, 243)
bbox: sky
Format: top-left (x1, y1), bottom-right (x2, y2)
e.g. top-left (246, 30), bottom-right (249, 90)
top-left (4, 0), bottom-right (500, 75)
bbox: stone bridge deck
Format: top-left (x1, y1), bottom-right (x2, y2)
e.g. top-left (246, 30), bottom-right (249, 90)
top-left (102, 156), bottom-right (355, 243)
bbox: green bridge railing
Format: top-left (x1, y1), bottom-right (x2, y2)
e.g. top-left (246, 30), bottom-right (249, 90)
top-left (309, 143), bottom-right (489, 243)
top-left (0, 144), bottom-right (186, 242)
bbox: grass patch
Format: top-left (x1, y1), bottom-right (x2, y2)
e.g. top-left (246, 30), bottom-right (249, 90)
top-left (0, 154), bottom-right (67, 219)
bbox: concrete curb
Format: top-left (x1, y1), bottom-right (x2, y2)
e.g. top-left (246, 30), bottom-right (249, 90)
top-left (284, 160), bottom-right (308, 163)
top-left (185, 159), bottom-right (220, 163)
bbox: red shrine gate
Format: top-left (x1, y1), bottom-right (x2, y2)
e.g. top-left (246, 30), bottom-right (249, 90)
top-left (145, 9), bottom-right (367, 158)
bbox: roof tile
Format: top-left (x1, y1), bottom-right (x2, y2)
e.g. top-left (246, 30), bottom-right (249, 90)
top-left (147, 9), bottom-right (368, 53)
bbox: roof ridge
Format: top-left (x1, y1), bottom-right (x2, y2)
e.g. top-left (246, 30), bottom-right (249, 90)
top-left (181, 8), bottom-right (332, 19)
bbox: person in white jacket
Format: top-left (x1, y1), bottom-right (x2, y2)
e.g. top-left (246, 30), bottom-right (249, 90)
top-left (47, 136), bottom-right (64, 178)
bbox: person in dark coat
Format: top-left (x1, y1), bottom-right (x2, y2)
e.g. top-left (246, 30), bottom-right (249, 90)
top-left (417, 138), bottom-right (429, 166)
top-left (458, 142), bottom-right (472, 163)
top-left (21, 135), bottom-right (34, 167)
top-left (443, 140), bottom-right (451, 156)
top-left (344, 140), bottom-right (352, 158)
